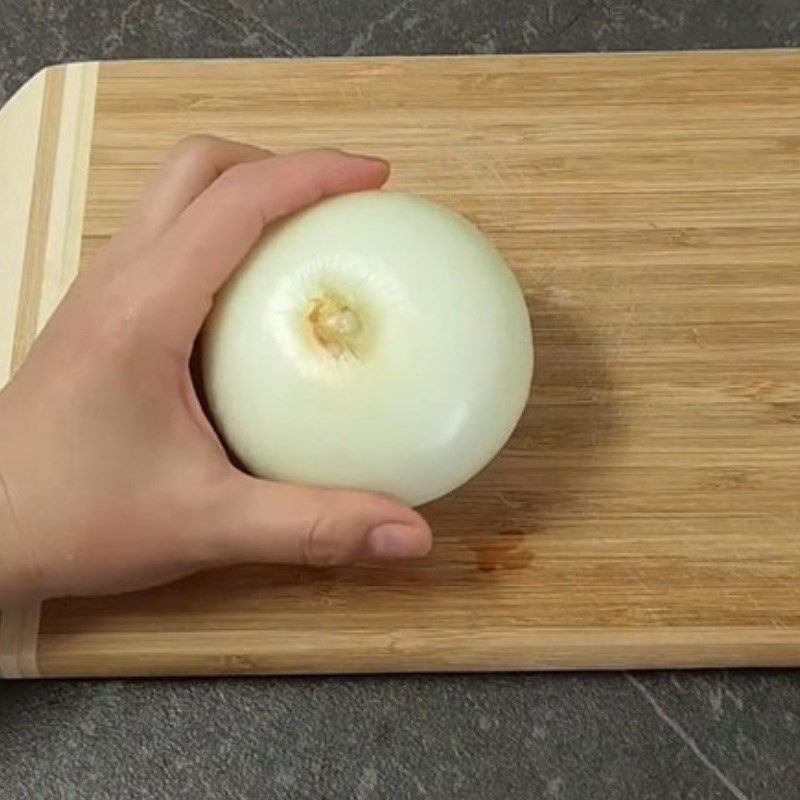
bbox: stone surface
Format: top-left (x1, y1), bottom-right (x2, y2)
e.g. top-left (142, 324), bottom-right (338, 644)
top-left (2, 0), bottom-right (800, 104)
top-left (1, 2), bottom-right (800, 798)
top-left (1, 670), bottom-right (800, 799)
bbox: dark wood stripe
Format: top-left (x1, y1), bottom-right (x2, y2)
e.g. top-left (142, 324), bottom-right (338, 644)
top-left (11, 67), bottom-right (66, 373)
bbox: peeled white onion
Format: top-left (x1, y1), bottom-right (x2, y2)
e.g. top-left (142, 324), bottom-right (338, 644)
top-left (202, 190), bottom-right (533, 506)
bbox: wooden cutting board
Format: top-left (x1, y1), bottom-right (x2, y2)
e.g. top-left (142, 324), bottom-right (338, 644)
top-left (1, 51), bottom-right (799, 679)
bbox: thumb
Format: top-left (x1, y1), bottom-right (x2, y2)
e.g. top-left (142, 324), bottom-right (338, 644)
top-left (201, 475), bottom-right (432, 567)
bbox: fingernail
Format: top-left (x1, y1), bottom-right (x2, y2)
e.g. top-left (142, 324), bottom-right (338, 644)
top-left (367, 523), bottom-right (428, 559)
top-left (352, 153), bottom-right (390, 168)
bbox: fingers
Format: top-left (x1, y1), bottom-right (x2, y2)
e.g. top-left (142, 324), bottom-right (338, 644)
top-left (143, 149), bottom-right (390, 335)
top-left (100, 135), bottom-right (271, 265)
top-left (199, 475), bottom-right (432, 567)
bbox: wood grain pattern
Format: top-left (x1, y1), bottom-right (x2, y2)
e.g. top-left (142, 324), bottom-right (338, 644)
top-left (2, 51), bottom-right (800, 677)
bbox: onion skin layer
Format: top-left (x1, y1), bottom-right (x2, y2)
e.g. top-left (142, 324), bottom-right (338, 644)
top-left (202, 190), bottom-right (533, 506)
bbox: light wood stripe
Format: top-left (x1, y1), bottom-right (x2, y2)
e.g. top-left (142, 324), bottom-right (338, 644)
top-left (0, 605), bottom-right (41, 679)
top-left (0, 70), bottom-right (45, 382)
top-left (0, 607), bottom-right (26, 678)
top-left (10, 67), bottom-right (65, 371)
top-left (38, 63), bottom-right (99, 323)
top-left (0, 63), bottom-right (98, 679)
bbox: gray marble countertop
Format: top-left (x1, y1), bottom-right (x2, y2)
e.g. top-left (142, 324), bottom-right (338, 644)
top-left (1, 2), bottom-right (799, 798)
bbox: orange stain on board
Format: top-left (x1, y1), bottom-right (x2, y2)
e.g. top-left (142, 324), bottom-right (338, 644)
top-left (470, 530), bottom-right (534, 574)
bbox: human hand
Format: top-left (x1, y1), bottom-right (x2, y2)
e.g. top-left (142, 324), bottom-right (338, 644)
top-left (0, 136), bottom-right (432, 604)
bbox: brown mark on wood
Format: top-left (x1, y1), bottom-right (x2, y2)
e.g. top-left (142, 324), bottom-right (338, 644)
top-left (469, 530), bottom-right (534, 575)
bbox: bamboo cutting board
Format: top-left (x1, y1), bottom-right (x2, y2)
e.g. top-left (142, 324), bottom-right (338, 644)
top-left (1, 51), bottom-right (800, 679)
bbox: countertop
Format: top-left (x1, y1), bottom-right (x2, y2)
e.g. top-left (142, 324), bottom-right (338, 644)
top-left (1, 2), bottom-right (799, 798)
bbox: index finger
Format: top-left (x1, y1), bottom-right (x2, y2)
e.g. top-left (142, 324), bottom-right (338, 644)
top-left (95, 136), bottom-right (271, 270)
top-left (120, 136), bottom-right (272, 253)
top-left (143, 149), bottom-right (390, 335)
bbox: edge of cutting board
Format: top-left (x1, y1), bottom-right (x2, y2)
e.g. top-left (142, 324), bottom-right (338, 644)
top-left (29, 626), bottom-right (800, 678)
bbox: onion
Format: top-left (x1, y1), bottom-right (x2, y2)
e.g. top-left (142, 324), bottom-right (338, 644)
top-left (202, 190), bottom-right (533, 506)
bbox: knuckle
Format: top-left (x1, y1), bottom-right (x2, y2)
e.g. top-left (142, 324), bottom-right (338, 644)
top-left (166, 134), bottom-right (221, 170)
top-left (218, 160), bottom-right (255, 186)
top-left (212, 162), bottom-right (262, 206)
top-left (302, 515), bottom-right (359, 568)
